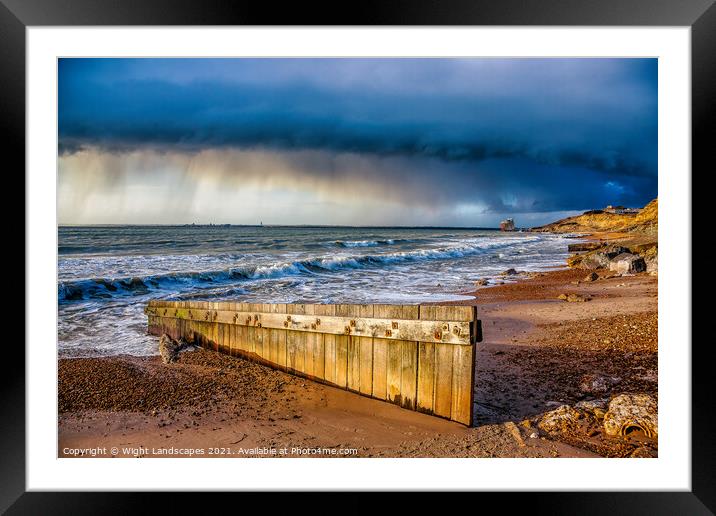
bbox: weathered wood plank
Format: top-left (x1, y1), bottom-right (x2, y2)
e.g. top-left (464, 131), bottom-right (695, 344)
top-left (355, 305), bottom-right (374, 396)
top-left (308, 304), bottom-right (325, 381)
top-left (341, 304), bottom-right (361, 393)
top-left (334, 304), bottom-right (350, 389)
top-left (433, 342), bottom-right (454, 419)
top-left (211, 302), bottom-right (220, 351)
top-left (287, 304), bottom-right (307, 374)
top-left (371, 304), bottom-right (392, 401)
top-left (304, 304), bottom-right (316, 377)
top-left (379, 305), bottom-right (410, 405)
top-left (400, 340), bottom-right (418, 410)
top-left (417, 306), bottom-right (439, 415)
top-left (268, 309), bottom-right (279, 364)
top-left (451, 343), bottom-right (475, 426)
top-left (225, 303), bottom-right (234, 356)
top-left (401, 306), bottom-right (419, 410)
top-left (248, 303), bottom-right (260, 359)
top-left (417, 342), bottom-right (435, 414)
top-left (144, 306), bottom-right (473, 345)
top-left (316, 305), bottom-right (336, 384)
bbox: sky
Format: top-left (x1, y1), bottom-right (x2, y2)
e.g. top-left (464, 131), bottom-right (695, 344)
top-left (58, 58), bottom-right (657, 227)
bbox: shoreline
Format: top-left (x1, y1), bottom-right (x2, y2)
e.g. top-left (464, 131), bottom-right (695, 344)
top-left (58, 233), bottom-right (657, 458)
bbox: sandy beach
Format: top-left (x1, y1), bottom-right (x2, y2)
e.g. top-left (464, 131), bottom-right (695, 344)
top-left (59, 264), bottom-right (657, 458)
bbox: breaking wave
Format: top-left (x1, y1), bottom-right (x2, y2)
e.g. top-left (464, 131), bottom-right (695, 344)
top-left (58, 236), bottom-right (539, 302)
top-left (333, 239), bottom-right (397, 247)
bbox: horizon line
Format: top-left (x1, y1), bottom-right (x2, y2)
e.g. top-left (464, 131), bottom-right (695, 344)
top-left (57, 223), bottom-right (520, 230)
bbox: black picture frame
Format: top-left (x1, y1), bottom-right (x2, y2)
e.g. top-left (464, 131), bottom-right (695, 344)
top-left (6, 0), bottom-right (711, 512)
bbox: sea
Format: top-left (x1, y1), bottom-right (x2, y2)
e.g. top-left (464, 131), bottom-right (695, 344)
top-left (58, 225), bottom-right (575, 357)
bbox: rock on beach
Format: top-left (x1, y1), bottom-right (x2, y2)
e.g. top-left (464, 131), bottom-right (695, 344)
top-left (603, 393), bottom-right (658, 438)
top-left (609, 253), bottom-right (646, 275)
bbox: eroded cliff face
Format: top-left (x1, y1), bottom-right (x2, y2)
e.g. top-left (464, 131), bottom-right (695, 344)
top-left (531, 199), bottom-right (658, 235)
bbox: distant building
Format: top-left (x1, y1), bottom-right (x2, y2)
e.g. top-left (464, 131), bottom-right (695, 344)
top-left (500, 218), bottom-right (515, 231)
top-left (605, 205), bottom-right (638, 215)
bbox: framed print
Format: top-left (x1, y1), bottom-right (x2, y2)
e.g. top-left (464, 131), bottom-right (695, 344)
top-left (7, 0), bottom-right (713, 511)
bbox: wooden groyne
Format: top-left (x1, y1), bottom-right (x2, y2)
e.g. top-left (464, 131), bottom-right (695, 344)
top-left (145, 301), bottom-right (482, 426)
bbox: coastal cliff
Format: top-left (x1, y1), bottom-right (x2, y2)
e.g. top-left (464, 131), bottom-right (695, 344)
top-left (531, 199), bottom-right (658, 235)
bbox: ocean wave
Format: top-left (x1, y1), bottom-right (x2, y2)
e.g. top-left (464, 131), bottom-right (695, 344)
top-left (333, 239), bottom-right (397, 248)
top-left (58, 236), bottom-right (541, 302)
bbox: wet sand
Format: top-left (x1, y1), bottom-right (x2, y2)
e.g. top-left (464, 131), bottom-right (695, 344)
top-left (58, 268), bottom-right (657, 458)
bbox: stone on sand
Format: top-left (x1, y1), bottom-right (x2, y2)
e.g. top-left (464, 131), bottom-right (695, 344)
top-left (537, 405), bottom-right (582, 434)
top-left (609, 253), bottom-right (646, 274)
top-left (603, 393), bottom-right (658, 438)
top-left (575, 399), bottom-right (609, 419)
top-left (159, 334), bottom-right (181, 364)
top-left (583, 272), bottom-right (599, 282)
top-left (579, 374), bottom-right (621, 395)
top-left (558, 293), bottom-right (590, 302)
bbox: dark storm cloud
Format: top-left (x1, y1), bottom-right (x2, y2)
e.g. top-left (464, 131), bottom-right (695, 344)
top-left (58, 58), bottom-right (657, 212)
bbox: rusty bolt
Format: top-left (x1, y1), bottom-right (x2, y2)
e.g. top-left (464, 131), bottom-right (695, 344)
top-left (163, 309), bottom-right (167, 316)
top-left (350, 320), bottom-right (356, 327)
top-left (392, 321), bottom-right (399, 329)
top-left (287, 315), bottom-right (292, 322)
top-left (254, 314), bottom-right (259, 322)
top-left (453, 326), bottom-right (460, 335)
top-left (257, 323), bottom-right (262, 328)
top-left (311, 323), bottom-right (316, 330)
top-left (284, 321), bottom-right (289, 328)
top-left (443, 323), bottom-right (449, 330)
top-left (214, 311), bottom-right (218, 320)
top-left (435, 331), bottom-right (442, 340)
top-left (385, 329), bottom-right (392, 337)
top-left (345, 326), bottom-right (351, 334)
top-left (315, 318), bottom-right (321, 326)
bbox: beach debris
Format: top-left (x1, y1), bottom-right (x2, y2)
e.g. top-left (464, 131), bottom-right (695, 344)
top-left (579, 374), bottom-right (621, 395)
top-left (158, 334), bottom-right (193, 364)
top-left (603, 393), bottom-right (658, 439)
top-left (536, 405), bottom-right (582, 434)
top-left (473, 278), bottom-right (489, 286)
top-left (583, 272), bottom-right (599, 282)
top-left (500, 268), bottom-right (519, 276)
top-left (557, 293), bottom-right (591, 302)
top-left (503, 421), bottom-right (526, 447)
top-left (630, 446), bottom-right (657, 458)
top-left (575, 399), bottom-right (609, 419)
top-left (608, 253), bottom-right (646, 275)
